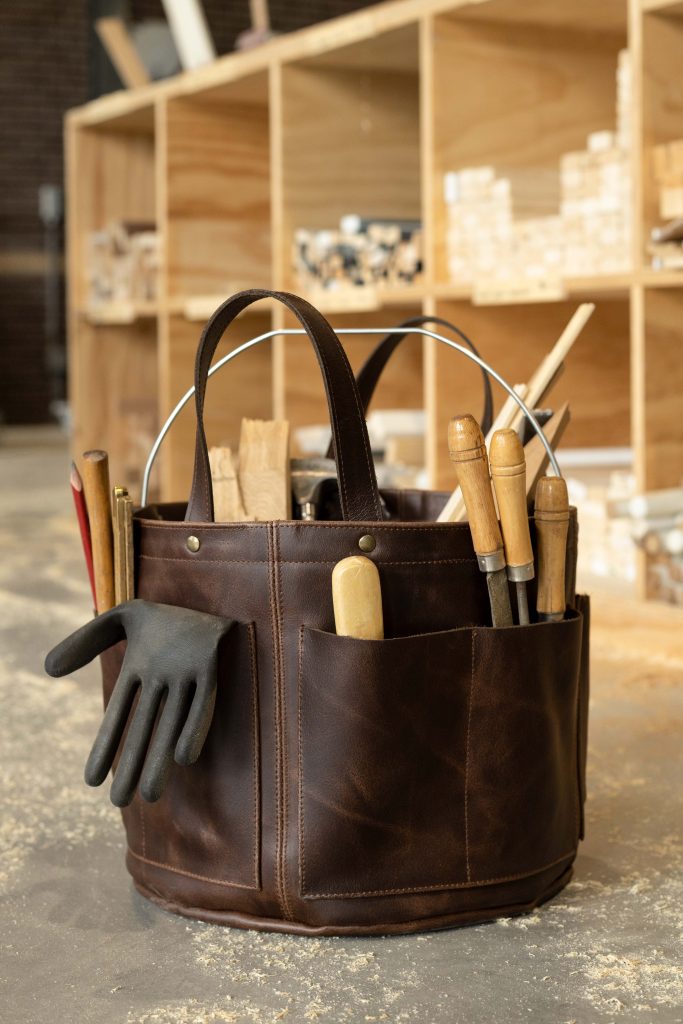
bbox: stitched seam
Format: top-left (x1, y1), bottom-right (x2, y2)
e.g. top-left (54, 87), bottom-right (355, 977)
top-left (248, 623), bottom-right (261, 889)
top-left (138, 522), bottom-right (465, 533)
top-left (267, 524), bottom-right (287, 920)
top-left (300, 849), bottom-right (578, 899)
top-left (274, 525), bottom-right (294, 921)
top-left (127, 847), bottom-right (261, 890)
top-left (139, 554), bottom-right (475, 566)
top-left (297, 626), bottom-right (306, 899)
top-left (465, 629), bottom-right (476, 882)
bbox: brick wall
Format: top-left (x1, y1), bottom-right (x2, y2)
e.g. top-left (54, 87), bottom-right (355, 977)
top-left (0, 0), bottom-right (376, 426)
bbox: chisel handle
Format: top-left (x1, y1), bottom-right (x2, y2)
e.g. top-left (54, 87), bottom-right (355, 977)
top-left (82, 450), bottom-right (115, 613)
top-left (489, 429), bottom-right (534, 579)
top-left (448, 415), bottom-right (504, 570)
top-left (332, 556), bottom-right (384, 640)
top-left (534, 476), bottom-right (570, 621)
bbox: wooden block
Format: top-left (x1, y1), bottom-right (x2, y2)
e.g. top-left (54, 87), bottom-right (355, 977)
top-left (95, 18), bottom-right (150, 89)
top-left (238, 419), bottom-right (291, 521)
top-left (209, 446), bottom-right (248, 522)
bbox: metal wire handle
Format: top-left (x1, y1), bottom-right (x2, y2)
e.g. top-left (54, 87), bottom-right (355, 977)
top-left (141, 326), bottom-right (561, 507)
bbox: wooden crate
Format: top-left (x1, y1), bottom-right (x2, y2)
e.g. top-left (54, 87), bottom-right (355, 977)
top-left (65, 0), bottom-right (683, 600)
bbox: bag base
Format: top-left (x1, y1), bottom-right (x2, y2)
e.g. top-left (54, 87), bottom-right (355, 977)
top-left (131, 862), bottom-right (574, 936)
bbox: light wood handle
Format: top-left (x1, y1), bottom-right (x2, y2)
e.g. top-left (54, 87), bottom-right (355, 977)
top-left (332, 556), bottom-right (384, 640)
top-left (534, 476), bottom-right (570, 620)
top-left (490, 429), bottom-right (533, 571)
top-left (448, 415), bottom-right (503, 558)
top-left (82, 451), bottom-right (115, 613)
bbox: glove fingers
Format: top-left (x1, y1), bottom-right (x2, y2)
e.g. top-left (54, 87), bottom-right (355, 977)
top-left (45, 606), bottom-right (125, 677)
top-left (175, 673), bottom-right (217, 766)
top-left (109, 684), bottom-right (164, 808)
top-left (138, 684), bottom-right (191, 803)
top-left (84, 672), bottom-right (139, 788)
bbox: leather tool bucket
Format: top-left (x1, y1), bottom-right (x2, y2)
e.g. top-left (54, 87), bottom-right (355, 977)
top-left (105, 288), bottom-right (590, 936)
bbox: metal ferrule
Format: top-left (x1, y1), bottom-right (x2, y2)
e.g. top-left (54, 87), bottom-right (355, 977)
top-left (538, 611), bottom-right (564, 622)
top-left (506, 562), bottom-right (535, 583)
top-left (477, 549), bottom-right (506, 573)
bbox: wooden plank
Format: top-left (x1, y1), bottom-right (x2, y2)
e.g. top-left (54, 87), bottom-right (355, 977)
top-left (238, 418), bottom-right (291, 520)
top-left (95, 18), bottom-right (150, 89)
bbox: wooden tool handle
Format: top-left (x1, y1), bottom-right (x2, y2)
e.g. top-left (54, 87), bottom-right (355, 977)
top-left (490, 428), bottom-right (533, 572)
top-left (534, 476), bottom-right (570, 621)
top-left (332, 556), bottom-right (384, 640)
top-left (448, 415), bottom-right (503, 559)
top-left (82, 451), bottom-right (115, 613)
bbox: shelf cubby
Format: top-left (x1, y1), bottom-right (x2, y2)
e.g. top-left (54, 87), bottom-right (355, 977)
top-left (64, 0), bottom-right (683, 601)
top-left (279, 24), bottom-right (421, 295)
top-left (428, 296), bottom-right (631, 488)
top-left (164, 71), bottom-right (272, 301)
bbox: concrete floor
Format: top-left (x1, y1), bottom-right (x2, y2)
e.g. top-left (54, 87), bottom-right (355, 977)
top-left (1, 431), bottom-right (682, 1024)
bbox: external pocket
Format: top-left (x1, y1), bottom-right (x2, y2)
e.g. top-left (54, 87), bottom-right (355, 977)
top-left (132, 621), bottom-right (261, 890)
top-left (461, 610), bottom-right (584, 884)
top-left (298, 626), bottom-right (473, 898)
top-left (297, 610), bottom-right (584, 900)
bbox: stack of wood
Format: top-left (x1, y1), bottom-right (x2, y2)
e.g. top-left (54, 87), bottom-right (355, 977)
top-left (649, 140), bottom-right (683, 269)
top-left (444, 50), bottom-right (633, 291)
top-left (293, 215), bottom-right (422, 295)
top-left (560, 129), bottom-right (632, 277)
top-left (607, 485), bottom-right (683, 604)
top-left (87, 221), bottom-right (159, 308)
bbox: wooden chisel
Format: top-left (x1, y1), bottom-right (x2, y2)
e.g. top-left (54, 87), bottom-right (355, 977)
top-left (534, 476), bottom-right (570, 622)
top-left (332, 556), bottom-right (384, 639)
top-left (82, 450), bottom-right (115, 614)
top-left (490, 429), bottom-right (534, 626)
top-left (448, 415), bottom-right (513, 628)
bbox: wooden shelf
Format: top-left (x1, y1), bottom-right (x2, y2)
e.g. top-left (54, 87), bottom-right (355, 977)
top-left (65, 0), bottom-right (683, 603)
top-left (80, 301), bottom-right (158, 325)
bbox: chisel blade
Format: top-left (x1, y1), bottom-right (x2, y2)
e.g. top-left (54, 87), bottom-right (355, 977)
top-left (486, 569), bottom-right (514, 628)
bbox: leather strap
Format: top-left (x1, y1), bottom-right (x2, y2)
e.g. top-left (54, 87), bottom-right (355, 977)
top-left (326, 316), bottom-right (493, 460)
top-left (186, 289), bottom-right (383, 523)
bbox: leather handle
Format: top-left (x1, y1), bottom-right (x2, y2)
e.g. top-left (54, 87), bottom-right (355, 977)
top-left (185, 289), bottom-right (383, 523)
top-left (325, 315), bottom-right (494, 460)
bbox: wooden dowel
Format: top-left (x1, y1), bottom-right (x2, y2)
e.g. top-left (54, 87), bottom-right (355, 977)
top-left (332, 556), bottom-right (384, 640)
top-left (82, 451), bottom-right (115, 613)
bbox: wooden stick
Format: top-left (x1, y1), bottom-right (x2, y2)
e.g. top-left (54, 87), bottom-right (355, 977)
top-left (238, 419), bottom-right (291, 521)
top-left (508, 303), bottom-right (594, 435)
top-left (250, 0), bottom-right (270, 31)
top-left (332, 556), bottom-right (384, 639)
top-left (113, 486), bottom-right (135, 603)
top-left (82, 451), bottom-right (115, 613)
top-left (95, 18), bottom-right (150, 89)
top-left (524, 402), bottom-right (571, 510)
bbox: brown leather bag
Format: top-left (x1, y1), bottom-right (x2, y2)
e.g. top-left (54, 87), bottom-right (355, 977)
top-left (104, 288), bottom-right (590, 936)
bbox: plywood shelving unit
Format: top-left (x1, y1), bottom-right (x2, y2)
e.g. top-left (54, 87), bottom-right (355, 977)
top-left (66, 0), bottom-right (683, 599)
